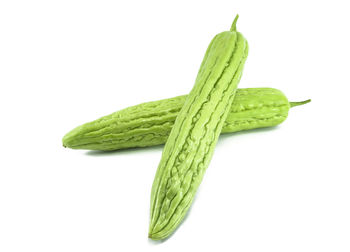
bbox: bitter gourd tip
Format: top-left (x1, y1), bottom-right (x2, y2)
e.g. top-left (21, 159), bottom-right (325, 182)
top-left (148, 232), bottom-right (157, 240)
top-left (62, 135), bottom-right (72, 148)
top-left (290, 99), bottom-right (311, 108)
top-left (230, 14), bottom-right (239, 32)
top-left (62, 124), bottom-right (87, 149)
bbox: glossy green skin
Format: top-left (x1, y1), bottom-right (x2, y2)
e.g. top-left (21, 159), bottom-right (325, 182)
top-left (62, 88), bottom-right (298, 151)
top-left (148, 25), bottom-right (249, 240)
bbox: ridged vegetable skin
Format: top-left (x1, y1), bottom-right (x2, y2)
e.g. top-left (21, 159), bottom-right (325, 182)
top-left (149, 16), bottom-right (248, 240)
top-left (62, 88), bottom-right (310, 151)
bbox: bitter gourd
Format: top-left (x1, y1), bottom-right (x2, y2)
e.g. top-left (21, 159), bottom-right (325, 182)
top-left (62, 88), bottom-right (310, 151)
top-left (149, 15), bottom-right (248, 240)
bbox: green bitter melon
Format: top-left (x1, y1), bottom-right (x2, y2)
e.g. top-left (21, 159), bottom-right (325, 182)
top-left (62, 88), bottom-right (310, 151)
top-left (149, 15), bottom-right (248, 240)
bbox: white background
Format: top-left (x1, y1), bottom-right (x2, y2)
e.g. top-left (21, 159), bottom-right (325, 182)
top-left (1, 0), bottom-right (349, 251)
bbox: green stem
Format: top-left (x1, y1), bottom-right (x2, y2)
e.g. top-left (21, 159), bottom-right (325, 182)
top-left (230, 14), bottom-right (239, 32)
top-left (290, 99), bottom-right (311, 108)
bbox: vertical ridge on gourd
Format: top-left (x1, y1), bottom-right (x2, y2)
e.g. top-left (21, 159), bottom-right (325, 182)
top-left (148, 15), bottom-right (249, 240)
top-left (62, 88), bottom-right (310, 151)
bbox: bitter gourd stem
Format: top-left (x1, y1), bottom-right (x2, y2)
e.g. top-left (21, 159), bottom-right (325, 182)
top-left (230, 14), bottom-right (239, 32)
top-left (290, 99), bottom-right (311, 108)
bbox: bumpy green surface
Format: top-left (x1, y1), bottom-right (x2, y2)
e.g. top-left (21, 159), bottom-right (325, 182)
top-left (149, 16), bottom-right (249, 240)
top-left (62, 88), bottom-right (310, 151)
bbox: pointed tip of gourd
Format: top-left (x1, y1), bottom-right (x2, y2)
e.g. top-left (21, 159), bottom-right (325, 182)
top-left (148, 227), bottom-right (164, 241)
top-left (230, 14), bottom-right (239, 32)
top-left (62, 135), bottom-right (71, 148)
top-left (62, 132), bottom-right (78, 149)
top-left (290, 99), bottom-right (311, 108)
top-left (148, 232), bottom-right (157, 240)
top-left (148, 226), bottom-right (154, 239)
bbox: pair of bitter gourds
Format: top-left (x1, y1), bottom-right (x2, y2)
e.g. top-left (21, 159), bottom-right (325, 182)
top-left (62, 15), bottom-right (310, 240)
